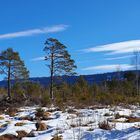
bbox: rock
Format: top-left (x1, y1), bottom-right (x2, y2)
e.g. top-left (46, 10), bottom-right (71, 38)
top-left (0, 134), bottom-right (19, 140)
top-left (16, 130), bottom-right (28, 138)
top-left (36, 121), bottom-right (48, 131)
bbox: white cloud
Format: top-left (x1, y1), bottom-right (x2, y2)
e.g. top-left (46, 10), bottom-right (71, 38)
top-left (105, 55), bottom-right (133, 60)
top-left (0, 24), bottom-right (68, 39)
top-left (31, 56), bottom-right (45, 61)
top-left (82, 64), bottom-right (133, 71)
top-left (31, 54), bottom-right (64, 62)
top-left (82, 40), bottom-right (140, 55)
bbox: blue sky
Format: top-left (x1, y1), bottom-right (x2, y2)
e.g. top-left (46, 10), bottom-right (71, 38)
top-left (0, 0), bottom-right (140, 79)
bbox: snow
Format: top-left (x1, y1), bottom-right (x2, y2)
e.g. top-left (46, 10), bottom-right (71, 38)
top-left (80, 128), bottom-right (140, 140)
top-left (0, 106), bottom-right (140, 139)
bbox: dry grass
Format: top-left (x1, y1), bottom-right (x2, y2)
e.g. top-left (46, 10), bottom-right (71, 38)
top-left (98, 121), bottom-right (113, 130)
top-left (126, 117), bottom-right (140, 123)
top-left (108, 119), bottom-right (126, 123)
top-left (15, 122), bottom-right (26, 126)
top-left (0, 116), bottom-right (4, 120)
top-left (51, 135), bottom-right (62, 140)
top-left (16, 130), bottom-right (28, 139)
top-left (110, 113), bottom-right (140, 123)
top-left (35, 108), bottom-right (51, 120)
top-left (5, 107), bottom-right (18, 117)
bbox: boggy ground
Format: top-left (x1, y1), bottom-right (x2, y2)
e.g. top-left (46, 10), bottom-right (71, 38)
top-left (0, 105), bottom-right (140, 140)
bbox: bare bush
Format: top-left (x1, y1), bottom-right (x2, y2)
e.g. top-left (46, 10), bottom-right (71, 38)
top-left (98, 121), bottom-right (113, 130)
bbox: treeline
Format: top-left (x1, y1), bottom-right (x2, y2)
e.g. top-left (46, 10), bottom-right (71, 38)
top-left (0, 72), bottom-right (140, 108)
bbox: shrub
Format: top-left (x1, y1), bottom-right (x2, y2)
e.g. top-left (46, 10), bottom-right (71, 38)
top-left (98, 121), bottom-right (113, 130)
top-left (5, 107), bottom-right (18, 117)
top-left (51, 135), bottom-right (62, 140)
top-left (35, 108), bottom-right (44, 118)
top-left (126, 117), bottom-right (140, 123)
top-left (115, 113), bottom-right (121, 119)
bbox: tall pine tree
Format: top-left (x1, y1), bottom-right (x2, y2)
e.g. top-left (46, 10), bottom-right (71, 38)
top-left (0, 48), bottom-right (29, 99)
top-left (44, 38), bottom-right (77, 100)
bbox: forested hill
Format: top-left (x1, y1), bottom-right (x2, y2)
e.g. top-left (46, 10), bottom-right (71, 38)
top-left (0, 70), bottom-right (139, 87)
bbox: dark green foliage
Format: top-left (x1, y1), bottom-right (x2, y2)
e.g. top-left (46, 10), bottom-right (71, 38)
top-left (53, 76), bottom-right (140, 107)
top-left (44, 38), bottom-right (77, 100)
top-left (0, 48), bottom-right (29, 80)
top-left (124, 72), bottom-right (136, 81)
top-left (0, 48), bottom-right (29, 98)
top-left (10, 81), bottom-right (50, 106)
top-left (44, 38), bottom-right (77, 76)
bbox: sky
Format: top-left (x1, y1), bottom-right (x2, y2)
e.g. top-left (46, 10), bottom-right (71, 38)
top-left (0, 0), bottom-right (140, 79)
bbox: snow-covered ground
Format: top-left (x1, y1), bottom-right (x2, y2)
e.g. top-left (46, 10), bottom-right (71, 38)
top-left (0, 105), bottom-right (140, 140)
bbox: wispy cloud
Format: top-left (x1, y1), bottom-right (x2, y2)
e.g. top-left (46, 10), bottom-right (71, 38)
top-left (82, 40), bottom-right (140, 55)
top-left (82, 64), bottom-right (133, 71)
top-left (31, 56), bottom-right (45, 61)
top-left (0, 24), bottom-right (68, 39)
top-left (105, 55), bottom-right (133, 60)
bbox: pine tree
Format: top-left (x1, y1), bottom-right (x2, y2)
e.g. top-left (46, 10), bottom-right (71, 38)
top-left (0, 48), bottom-right (29, 99)
top-left (44, 38), bottom-right (77, 100)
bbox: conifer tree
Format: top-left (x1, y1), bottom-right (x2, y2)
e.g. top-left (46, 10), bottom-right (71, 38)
top-left (44, 38), bottom-right (77, 100)
top-left (0, 48), bottom-right (29, 99)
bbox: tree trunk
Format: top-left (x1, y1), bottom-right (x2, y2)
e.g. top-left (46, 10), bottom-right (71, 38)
top-left (50, 53), bottom-right (54, 101)
top-left (136, 54), bottom-right (139, 95)
top-left (7, 66), bottom-right (11, 99)
top-left (136, 70), bottom-right (139, 95)
top-left (134, 51), bottom-right (140, 95)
